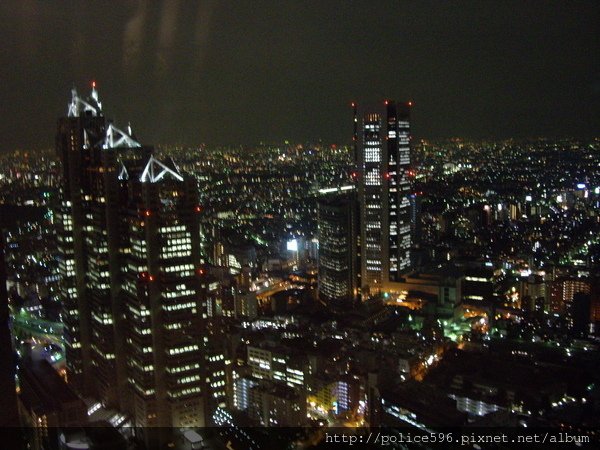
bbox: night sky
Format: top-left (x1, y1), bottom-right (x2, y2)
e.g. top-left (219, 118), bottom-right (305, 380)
top-left (0, 0), bottom-right (598, 152)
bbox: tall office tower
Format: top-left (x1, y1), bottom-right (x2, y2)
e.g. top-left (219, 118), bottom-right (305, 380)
top-left (122, 156), bottom-right (206, 431)
top-left (353, 100), bottom-right (412, 295)
top-left (55, 85), bottom-right (208, 436)
top-left (317, 189), bottom-right (358, 304)
top-left (56, 84), bottom-right (106, 395)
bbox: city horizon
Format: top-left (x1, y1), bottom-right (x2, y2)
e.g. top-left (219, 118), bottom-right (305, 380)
top-left (1, 1), bottom-right (598, 152)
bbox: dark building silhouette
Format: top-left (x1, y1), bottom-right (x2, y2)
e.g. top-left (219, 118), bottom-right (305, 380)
top-left (17, 358), bottom-right (87, 450)
top-left (0, 234), bottom-right (20, 426)
top-left (571, 292), bottom-right (591, 336)
top-left (317, 188), bottom-right (358, 304)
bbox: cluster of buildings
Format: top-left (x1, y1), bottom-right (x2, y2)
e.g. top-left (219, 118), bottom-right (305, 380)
top-left (317, 116), bottom-right (600, 334)
top-left (0, 86), bottom-right (599, 450)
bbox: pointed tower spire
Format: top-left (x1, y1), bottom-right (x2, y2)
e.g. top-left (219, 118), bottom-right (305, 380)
top-left (91, 80), bottom-right (98, 100)
top-left (89, 80), bottom-right (102, 112)
top-left (68, 84), bottom-right (79, 117)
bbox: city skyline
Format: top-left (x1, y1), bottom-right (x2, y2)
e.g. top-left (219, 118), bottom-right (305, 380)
top-left (1, 85), bottom-right (599, 448)
top-left (1, 1), bottom-right (599, 153)
top-left (1, 3), bottom-right (600, 449)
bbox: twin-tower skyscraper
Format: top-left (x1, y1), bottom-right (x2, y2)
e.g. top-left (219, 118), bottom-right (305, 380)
top-left (55, 85), bottom-right (222, 447)
top-left (318, 100), bottom-right (413, 302)
top-left (354, 100), bottom-right (413, 293)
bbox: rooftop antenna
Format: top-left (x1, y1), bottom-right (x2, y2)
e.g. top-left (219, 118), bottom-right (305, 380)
top-left (68, 84), bottom-right (79, 117)
top-left (91, 80), bottom-right (98, 99)
top-left (90, 80), bottom-right (102, 111)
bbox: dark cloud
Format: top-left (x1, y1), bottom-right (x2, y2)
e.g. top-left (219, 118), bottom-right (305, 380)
top-left (0, 0), bottom-right (598, 152)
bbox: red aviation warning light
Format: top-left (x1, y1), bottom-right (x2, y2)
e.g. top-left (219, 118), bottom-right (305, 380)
top-left (195, 205), bottom-right (202, 213)
top-left (92, 80), bottom-right (96, 89)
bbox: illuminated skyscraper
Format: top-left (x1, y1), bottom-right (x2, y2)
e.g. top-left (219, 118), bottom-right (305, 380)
top-left (55, 86), bottom-right (209, 438)
top-left (56, 85), bottom-right (106, 395)
top-left (121, 155), bottom-right (207, 432)
top-left (353, 100), bottom-right (412, 295)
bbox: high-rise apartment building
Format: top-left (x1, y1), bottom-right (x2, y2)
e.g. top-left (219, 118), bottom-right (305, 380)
top-left (549, 277), bottom-right (591, 313)
top-left (353, 100), bottom-right (412, 295)
top-left (55, 85), bottom-right (208, 437)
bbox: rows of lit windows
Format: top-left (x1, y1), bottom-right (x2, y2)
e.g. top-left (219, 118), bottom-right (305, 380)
top-left (160, 225), bottom-right (186, 233)
top-left (168, 344), bottom-right (199, 355)
top-left (160, 248), bottom-right (191, 258)
top-left (176, 375), bottom-right (201, 384)
top-left (365, 148), bottom-right (381, 162)
top-left (168, 386), bottom-right (201, 398)
top-left (127, 304), bottom-right (150, 317)
top-left (163, 301), bottom-right (195, 310)
top-left (164, 263), bottom-right (193, 273)
top-left (365, 169), bottom-right (381, 186)
top-left (91, 312), bottom-right (113, 325)
top-left (164, 289), bottom-right (195, 299)
top-left (366, 259), bottom-right (382, 265)
top-left (166, 363), bottom-right (200, 374)
top-left (248, 354), bottom-right (271, 371)
top-left (131, 360), bottom-right (154, 372)
top-left (127, 263), bottom-right (148, 272)
top-left (165, 237), bottom-right (191, 247)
